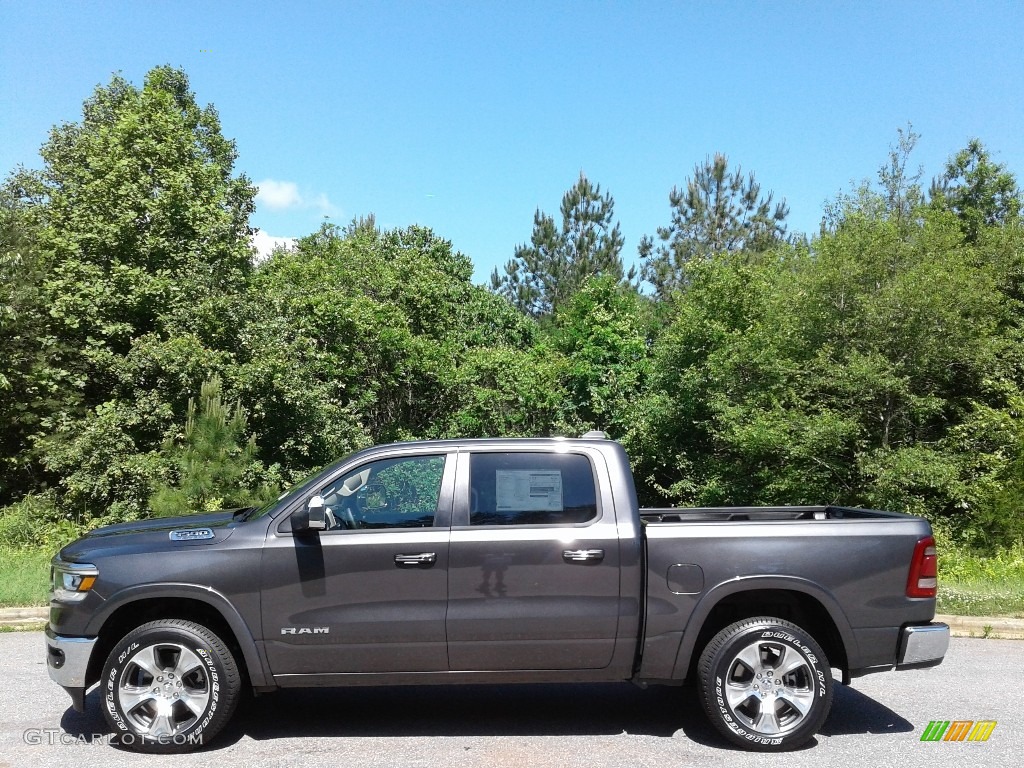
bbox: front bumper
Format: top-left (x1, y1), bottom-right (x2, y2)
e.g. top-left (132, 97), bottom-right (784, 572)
top-left (45, 627), bottom-right (97, 711)
top-left (897, 622), bottom-right (950, 669)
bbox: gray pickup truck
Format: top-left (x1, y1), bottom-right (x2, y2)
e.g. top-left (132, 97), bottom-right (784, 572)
top-left (46, 435), bottom-right (948, 752)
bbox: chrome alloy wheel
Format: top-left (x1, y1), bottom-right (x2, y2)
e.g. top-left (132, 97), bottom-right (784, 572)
top-left (722, 638), bottom-right (816, 736)
top-left (116, 643), bottom-right (211, 738)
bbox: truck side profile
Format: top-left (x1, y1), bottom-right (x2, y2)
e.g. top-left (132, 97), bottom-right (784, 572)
top-left (46, 435), bottom-right (949, 752)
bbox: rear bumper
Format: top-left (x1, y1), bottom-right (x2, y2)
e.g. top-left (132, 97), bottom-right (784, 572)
top-left (896, 622), bottom-right (949, 669)
top-left (849, 621), bottom-right (950, 679)
top-left (45, 626), bottom-right (97, 711)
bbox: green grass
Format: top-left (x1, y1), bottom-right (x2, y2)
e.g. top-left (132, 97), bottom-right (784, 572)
top-left (938, 539), bottom-right (1024, 581)
top-left (937, 582), bottom-right (1024, 617)
top-left (0, 547), bottom-right (52, 607)
top-left (935, 540), bottom-right (1024, 618)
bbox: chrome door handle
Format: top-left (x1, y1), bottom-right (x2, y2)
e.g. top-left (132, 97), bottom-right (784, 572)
top-left (394, 552), bottom-right (437, 567)
top-left (562, 549), bottom-right (604, 563)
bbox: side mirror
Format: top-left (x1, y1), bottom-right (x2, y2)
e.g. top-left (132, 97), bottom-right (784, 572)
top-left (294, 495), bottom-right (327, 533)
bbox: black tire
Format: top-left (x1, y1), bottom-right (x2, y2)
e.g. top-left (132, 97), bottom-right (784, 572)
top-left (697, 616), bottom-right (833, 751)
top-left (100, 619), bottom-right (241, 753)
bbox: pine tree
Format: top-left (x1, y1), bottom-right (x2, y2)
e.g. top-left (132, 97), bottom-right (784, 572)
top-left (931, 139), bottom-right (1021, 244)
top-left (491, 173), bottom-right (634, 317)
top-left (640, 154), bottom-right (788, 299)
top-left (149, 377), bottom-right (274, 515)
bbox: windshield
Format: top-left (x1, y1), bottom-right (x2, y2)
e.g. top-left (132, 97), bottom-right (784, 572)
top-left (245, 446), bottom-right (421, 521)
top-left (245, 465), bottom-right (327, 520)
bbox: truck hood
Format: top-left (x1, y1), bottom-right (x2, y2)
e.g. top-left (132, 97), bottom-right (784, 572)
top-left (57, 509), bottom-right (248, 563)
top-left (85, 509), bottom-right (243, 538)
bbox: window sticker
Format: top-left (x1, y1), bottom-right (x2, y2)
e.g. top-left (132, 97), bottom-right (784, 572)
top-left (495, 470), bottom-right (563, 512)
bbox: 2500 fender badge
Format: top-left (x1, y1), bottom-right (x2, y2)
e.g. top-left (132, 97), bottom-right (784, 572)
top-left (281, 627), bottom-right (330, 635)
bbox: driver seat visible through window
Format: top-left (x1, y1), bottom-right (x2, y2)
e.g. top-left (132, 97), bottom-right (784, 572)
top-left (318, 455), bottom-right (445, 530)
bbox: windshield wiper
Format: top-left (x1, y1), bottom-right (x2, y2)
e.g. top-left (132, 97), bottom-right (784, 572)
top-left (232, 507), bottom-right (256, 521)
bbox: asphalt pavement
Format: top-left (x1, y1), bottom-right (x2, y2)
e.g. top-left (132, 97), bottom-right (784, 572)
top-left (0, 632), bottom-right (1018, 768)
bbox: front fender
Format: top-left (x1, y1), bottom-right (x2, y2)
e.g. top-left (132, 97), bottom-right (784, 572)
top-left (86, 583), bottom-right (271, 688)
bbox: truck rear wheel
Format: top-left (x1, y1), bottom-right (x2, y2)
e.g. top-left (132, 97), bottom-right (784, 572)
top-left (697, 616), bottom-right (833, 751)
top-left (100, 619), bottom-right (241, 753)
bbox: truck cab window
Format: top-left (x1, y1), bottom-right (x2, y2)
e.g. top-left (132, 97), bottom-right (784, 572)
top-left (318, 455), bottom-right (445, 530)
top-left (468, 452), bottom-right (597, 526)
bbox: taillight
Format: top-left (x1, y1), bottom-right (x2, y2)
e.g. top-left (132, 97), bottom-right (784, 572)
top-left (906, 535), bottom-right (938, 598)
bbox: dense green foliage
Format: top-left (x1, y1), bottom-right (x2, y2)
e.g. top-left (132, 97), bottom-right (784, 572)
top-left (149, 375), bottom-right (279, 516)
top-left (0, 68), bottom-right (1021, 556)
top-left (1, 65), bottom-right (256, 532)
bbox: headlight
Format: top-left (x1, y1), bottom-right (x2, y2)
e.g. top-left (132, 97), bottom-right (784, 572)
top-left (50, 560), bottom-right (98, 602)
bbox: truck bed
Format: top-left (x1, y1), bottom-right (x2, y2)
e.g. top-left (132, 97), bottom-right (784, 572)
top-left (640, 505), bottom-right (905, 523)
top-left (635, 503), bottom-right (936, 682)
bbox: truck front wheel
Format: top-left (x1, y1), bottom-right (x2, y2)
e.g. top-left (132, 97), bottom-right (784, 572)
top-left (697, 616), bottom-right (833, 751)
top-left (100, 619), bottom-right (241, 753)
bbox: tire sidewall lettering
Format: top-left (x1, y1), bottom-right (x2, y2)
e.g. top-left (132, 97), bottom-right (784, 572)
top-left (704, 620), bottom-right (832, 750)
top-left (106, 634), bottom-right (218, 746)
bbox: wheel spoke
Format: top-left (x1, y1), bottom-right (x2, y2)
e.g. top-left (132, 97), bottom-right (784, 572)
top-left (755, 703), bottom-right (783, 735)
top-left (118, 685), bottom-right (157, 713)
top-left (171, 647), bottom-right (204, 680)
top-left (131, 644), bottom-right (163, 679)
top-left (179, 689), bottom-right (210, 718)
top-left (733, 642), bottom-right (764, 675)
top-left (776, 647), bottom-right (809, 678)
top-left (778, 688), bottom-right (815, 718)
top-left (725, 681), bottom-right (756, 710)
top-left (149, 711), bottom-right (175, 738)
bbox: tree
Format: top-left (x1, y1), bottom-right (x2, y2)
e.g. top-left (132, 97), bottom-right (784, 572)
top-left (629, 255), bottom-right (831, 506)
top-left (977, 404), bottom-right (1024, 545)
top-left (640, 154), bottom-right (788, 298)
top-left (36, 66), bottom-right (255, 359)
top-left (877, 125), bottom-right (925, 232)
top-left (551, 276), bottom-right (652, 437)
top-left (931, 139), bottom-right (1021, 244)
top-left (10, 66), bottom-right (258, 523)
top-left (797, 206), bottom-right (1006, 521)
top-left (0, 174), bottom-right (50, 504)
top-left (234, 220), bottom-right (539, 474)
top-left (631, 135), bottom-right (1022, 534)
top-left (822, 125), bottom-right (928, 235)
top-left (149, 377), bottom-right (277, 516)
top-left (491, 173), bottom-right (634, 318)
top-left (437, 345), bottom-right (571, 438)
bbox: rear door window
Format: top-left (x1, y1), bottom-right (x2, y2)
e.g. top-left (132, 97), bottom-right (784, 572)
top-left (468, 452), bottom-right (597, 526)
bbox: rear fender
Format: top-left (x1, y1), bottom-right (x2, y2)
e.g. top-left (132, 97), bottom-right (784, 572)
top-left (671, 575), bottom-right (858, 680)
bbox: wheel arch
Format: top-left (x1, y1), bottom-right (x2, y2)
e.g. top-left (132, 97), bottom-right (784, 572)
top-left (85, 585), bottom-right (270, 691)
top-left (673, 577), bottom-right (855, 683)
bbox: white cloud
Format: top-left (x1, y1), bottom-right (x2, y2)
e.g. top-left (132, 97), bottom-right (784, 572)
top-left (251, 230), bottom-right (297, 262)
top-left (311, 192), bottom-right (340, 216)
top-left (255, 179), bottom-right (339, 217)
top-left (256, 179), bottom-right (303, 210)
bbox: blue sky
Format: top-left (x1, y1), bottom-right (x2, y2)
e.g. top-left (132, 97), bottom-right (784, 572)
top-left (2, 1), bottom-right (1022, 283)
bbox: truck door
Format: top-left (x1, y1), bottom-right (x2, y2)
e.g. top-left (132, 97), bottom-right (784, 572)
top-left (261, 451), bottom-right (454, 676)
top-left (446, 449), bottom-right (622, 671)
